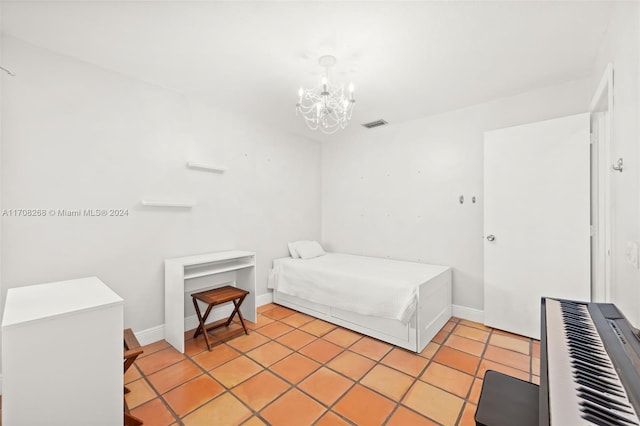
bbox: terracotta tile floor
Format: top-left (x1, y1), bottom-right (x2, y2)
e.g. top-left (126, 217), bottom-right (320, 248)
top-left (126, 304), bottom-right (540, 425)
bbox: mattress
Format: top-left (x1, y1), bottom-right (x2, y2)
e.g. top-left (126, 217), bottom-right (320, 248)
top-left (267, 253), bottom-right (450, 324)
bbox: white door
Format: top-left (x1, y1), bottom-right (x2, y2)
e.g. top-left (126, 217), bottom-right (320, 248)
top-left (484, 113), bottom-right (591, 339)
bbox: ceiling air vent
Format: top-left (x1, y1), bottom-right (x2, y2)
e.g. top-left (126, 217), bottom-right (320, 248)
top-left (361, 119), bottom-right (388, 129)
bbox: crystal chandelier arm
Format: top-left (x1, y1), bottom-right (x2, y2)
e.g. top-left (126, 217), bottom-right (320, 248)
top-left (295, 55), bottom-right (355, 133)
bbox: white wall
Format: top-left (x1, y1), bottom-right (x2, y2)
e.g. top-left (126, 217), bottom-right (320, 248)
top-left (1, 36), bottom-right (321, 334)
top-left (590, 2), bottom-right (640, 327)
top-left (322, 79), bottom-right (590, 314)
top-left (2, 3), bottom-right (637, 341)
top-left (0, 2), bottom-right (4, 379)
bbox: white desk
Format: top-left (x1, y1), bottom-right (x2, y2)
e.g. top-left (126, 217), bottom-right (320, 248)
top-left (2, 277), bottom-right (123, 426)
top-left (165, 250), bottom-right (256, 352)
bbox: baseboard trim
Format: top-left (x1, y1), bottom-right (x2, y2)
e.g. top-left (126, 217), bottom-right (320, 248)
top-left (136, 296), bottom-right (479, 345)
top-left (134, 324), bottom-right (166, 346)
top-left (452, 304), bottom-right (484, 324)
top-left (134, 292), bottom-right (275, 345)
top-left (256, 291), bottom-right (274, 306)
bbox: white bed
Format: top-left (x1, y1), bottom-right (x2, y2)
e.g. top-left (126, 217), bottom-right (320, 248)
top-left (267, 253), bottom-right (452, 353)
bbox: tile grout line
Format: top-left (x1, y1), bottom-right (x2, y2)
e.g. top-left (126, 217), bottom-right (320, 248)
top-left (222, 307), bottom-right (349, 424)
top-left (128, 363), bottom-right (186, 426)
top-left (143, 342), bottom-right (218, 425)
top-left (130, 305), bottom-right (539, 426)
top-left (453, 325), bottom-right (494, 426)
top-left (381, 318), bottom-right (460, 425)
top-left (250, 312), bottom-right (514, 424)
top-left (258, 313), bottom-right (360, 424)
top-left (139, 318), bottom-right (276, 423)
top-left (255, 308), bottom-right (421, 424)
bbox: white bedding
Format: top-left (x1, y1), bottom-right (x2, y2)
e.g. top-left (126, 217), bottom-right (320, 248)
top-left (267, 253), bottom-right (450, 324)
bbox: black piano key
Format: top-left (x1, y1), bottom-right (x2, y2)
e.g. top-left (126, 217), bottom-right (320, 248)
top-left (566, 332), bottom-right (602, 346)
top-left (581, 406), bottom-right (630, 426)
top-left (580, 400), bottom-right (639, 425)
top-left (569, 348), bottom-right (610, 363)
top-left (567, 343), bottom-right (609, 357)
top-left (578, 388), bottom-right (635, 415)
top-left (572, 359), bottom-right (618, 380)
top-left (581, 411), bottom-right (621, 426)
top-left (570, 350), bottom-right (613, 367)
top-left (569, 343), bottom-right (609, 357)
top-left (578, 387), bottom-right (633, 409)
top-left (575, 370), bottom-right (623, 392)
top-left (565, 324), bottom-right (598, 336)
top-left (564, 317), bottom-right (590, 325)
top-left (560, 300), bottom-right (582, 307)
top-left (566, 332), bottom-right (600, 344)
top-left (571, 357), bottom-right (617, 375)
top-left (563, 308), bottom-right (589, 317)
top-left (566, 333), bottom-right (602, 346)
top-left (574, 372), bottom-right (622, 395)
top-left (566, 323), bottom-right (597, 333)
top-left (569, 343), bottom-right (610, 358)
top-left (563, 314), bottom-right (594, 324)
top-left (564, 314), bottom-right (591, 324)
top-left (574, 369), bottom-right (623, 391)
top-left (583, 413), bottom-right (618, 426)
top-left (576, 377), bottom-right (626, 399)
top-left (576, 374), bottom-right (624, 394)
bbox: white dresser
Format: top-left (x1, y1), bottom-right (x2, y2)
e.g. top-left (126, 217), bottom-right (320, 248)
top-left (2, 277), bottom-right (123, 426)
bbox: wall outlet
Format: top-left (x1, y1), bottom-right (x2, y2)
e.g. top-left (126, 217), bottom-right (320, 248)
top-left (626, 241), bottom-right (639, 269)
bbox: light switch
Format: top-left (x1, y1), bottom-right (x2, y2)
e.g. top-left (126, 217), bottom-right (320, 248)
top-left (626, 241), bottom-right (639, 269)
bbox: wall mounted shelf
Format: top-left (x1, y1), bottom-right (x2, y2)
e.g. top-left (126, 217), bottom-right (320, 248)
top-left (186, 161), bottom-right (228, 173)
top-left (141, 200), bottom-right (195, 208)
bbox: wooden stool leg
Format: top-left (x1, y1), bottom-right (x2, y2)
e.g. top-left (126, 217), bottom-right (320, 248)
top-left (124, 397), bottom-right (143, 426)
top-left (124, 413), bottom-right (143, 426)
top-left (124, 385), bottom-right (143, 426)
top-left (225, 297), bottom-right (240, 326)
top-left (193, 298), bottom-right (215, 351)
top-left (193, 302), bottom-right (215, 339)
top-left (230, 295), bottom-right (250, 335)
top-left (123, 328), bottom-right (144, 425)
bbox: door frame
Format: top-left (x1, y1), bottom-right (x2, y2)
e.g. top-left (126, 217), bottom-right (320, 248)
top-left (589, 63), bottom-right (613, 302)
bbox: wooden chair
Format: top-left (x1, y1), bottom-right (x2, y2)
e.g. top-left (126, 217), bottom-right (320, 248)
top-left (124, 328), bottom-right (144, 426)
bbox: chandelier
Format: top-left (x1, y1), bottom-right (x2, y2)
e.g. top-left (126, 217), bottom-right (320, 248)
top-left (296, 55), bottom-right (355, 134)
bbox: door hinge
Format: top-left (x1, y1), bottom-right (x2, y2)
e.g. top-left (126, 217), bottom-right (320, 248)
top-left (590, 225), bottom-right (595, 237)
top-left (590, 132), bottom-right (595, 145)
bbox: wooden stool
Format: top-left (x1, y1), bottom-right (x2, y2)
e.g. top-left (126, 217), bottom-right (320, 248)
top-left (123, 328), bottom-right (144, 426)
top-left (191, 286), bottom-right (250, 351)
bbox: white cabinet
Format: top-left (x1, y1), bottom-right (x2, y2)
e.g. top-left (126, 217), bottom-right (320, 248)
top-left (165, 250), bottom-right (256, 352)
top-left (2, 277), bottom-right (123, 426)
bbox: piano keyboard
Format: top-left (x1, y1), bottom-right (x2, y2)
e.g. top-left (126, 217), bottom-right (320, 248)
top-left (545, 299), bottom-right (640, 426)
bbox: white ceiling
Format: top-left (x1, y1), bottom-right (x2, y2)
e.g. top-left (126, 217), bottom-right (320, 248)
top-left (2, 1), bottom-right (614, 141)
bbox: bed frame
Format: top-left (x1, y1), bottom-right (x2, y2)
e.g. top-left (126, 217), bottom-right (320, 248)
top-left (272, 267), bottom-right (452, 353)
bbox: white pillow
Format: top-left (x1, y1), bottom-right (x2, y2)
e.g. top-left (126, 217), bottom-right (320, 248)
top-left (294, 240), bottom-right (326, 259)
top-left (288, 242), bottom-right (301, 259)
